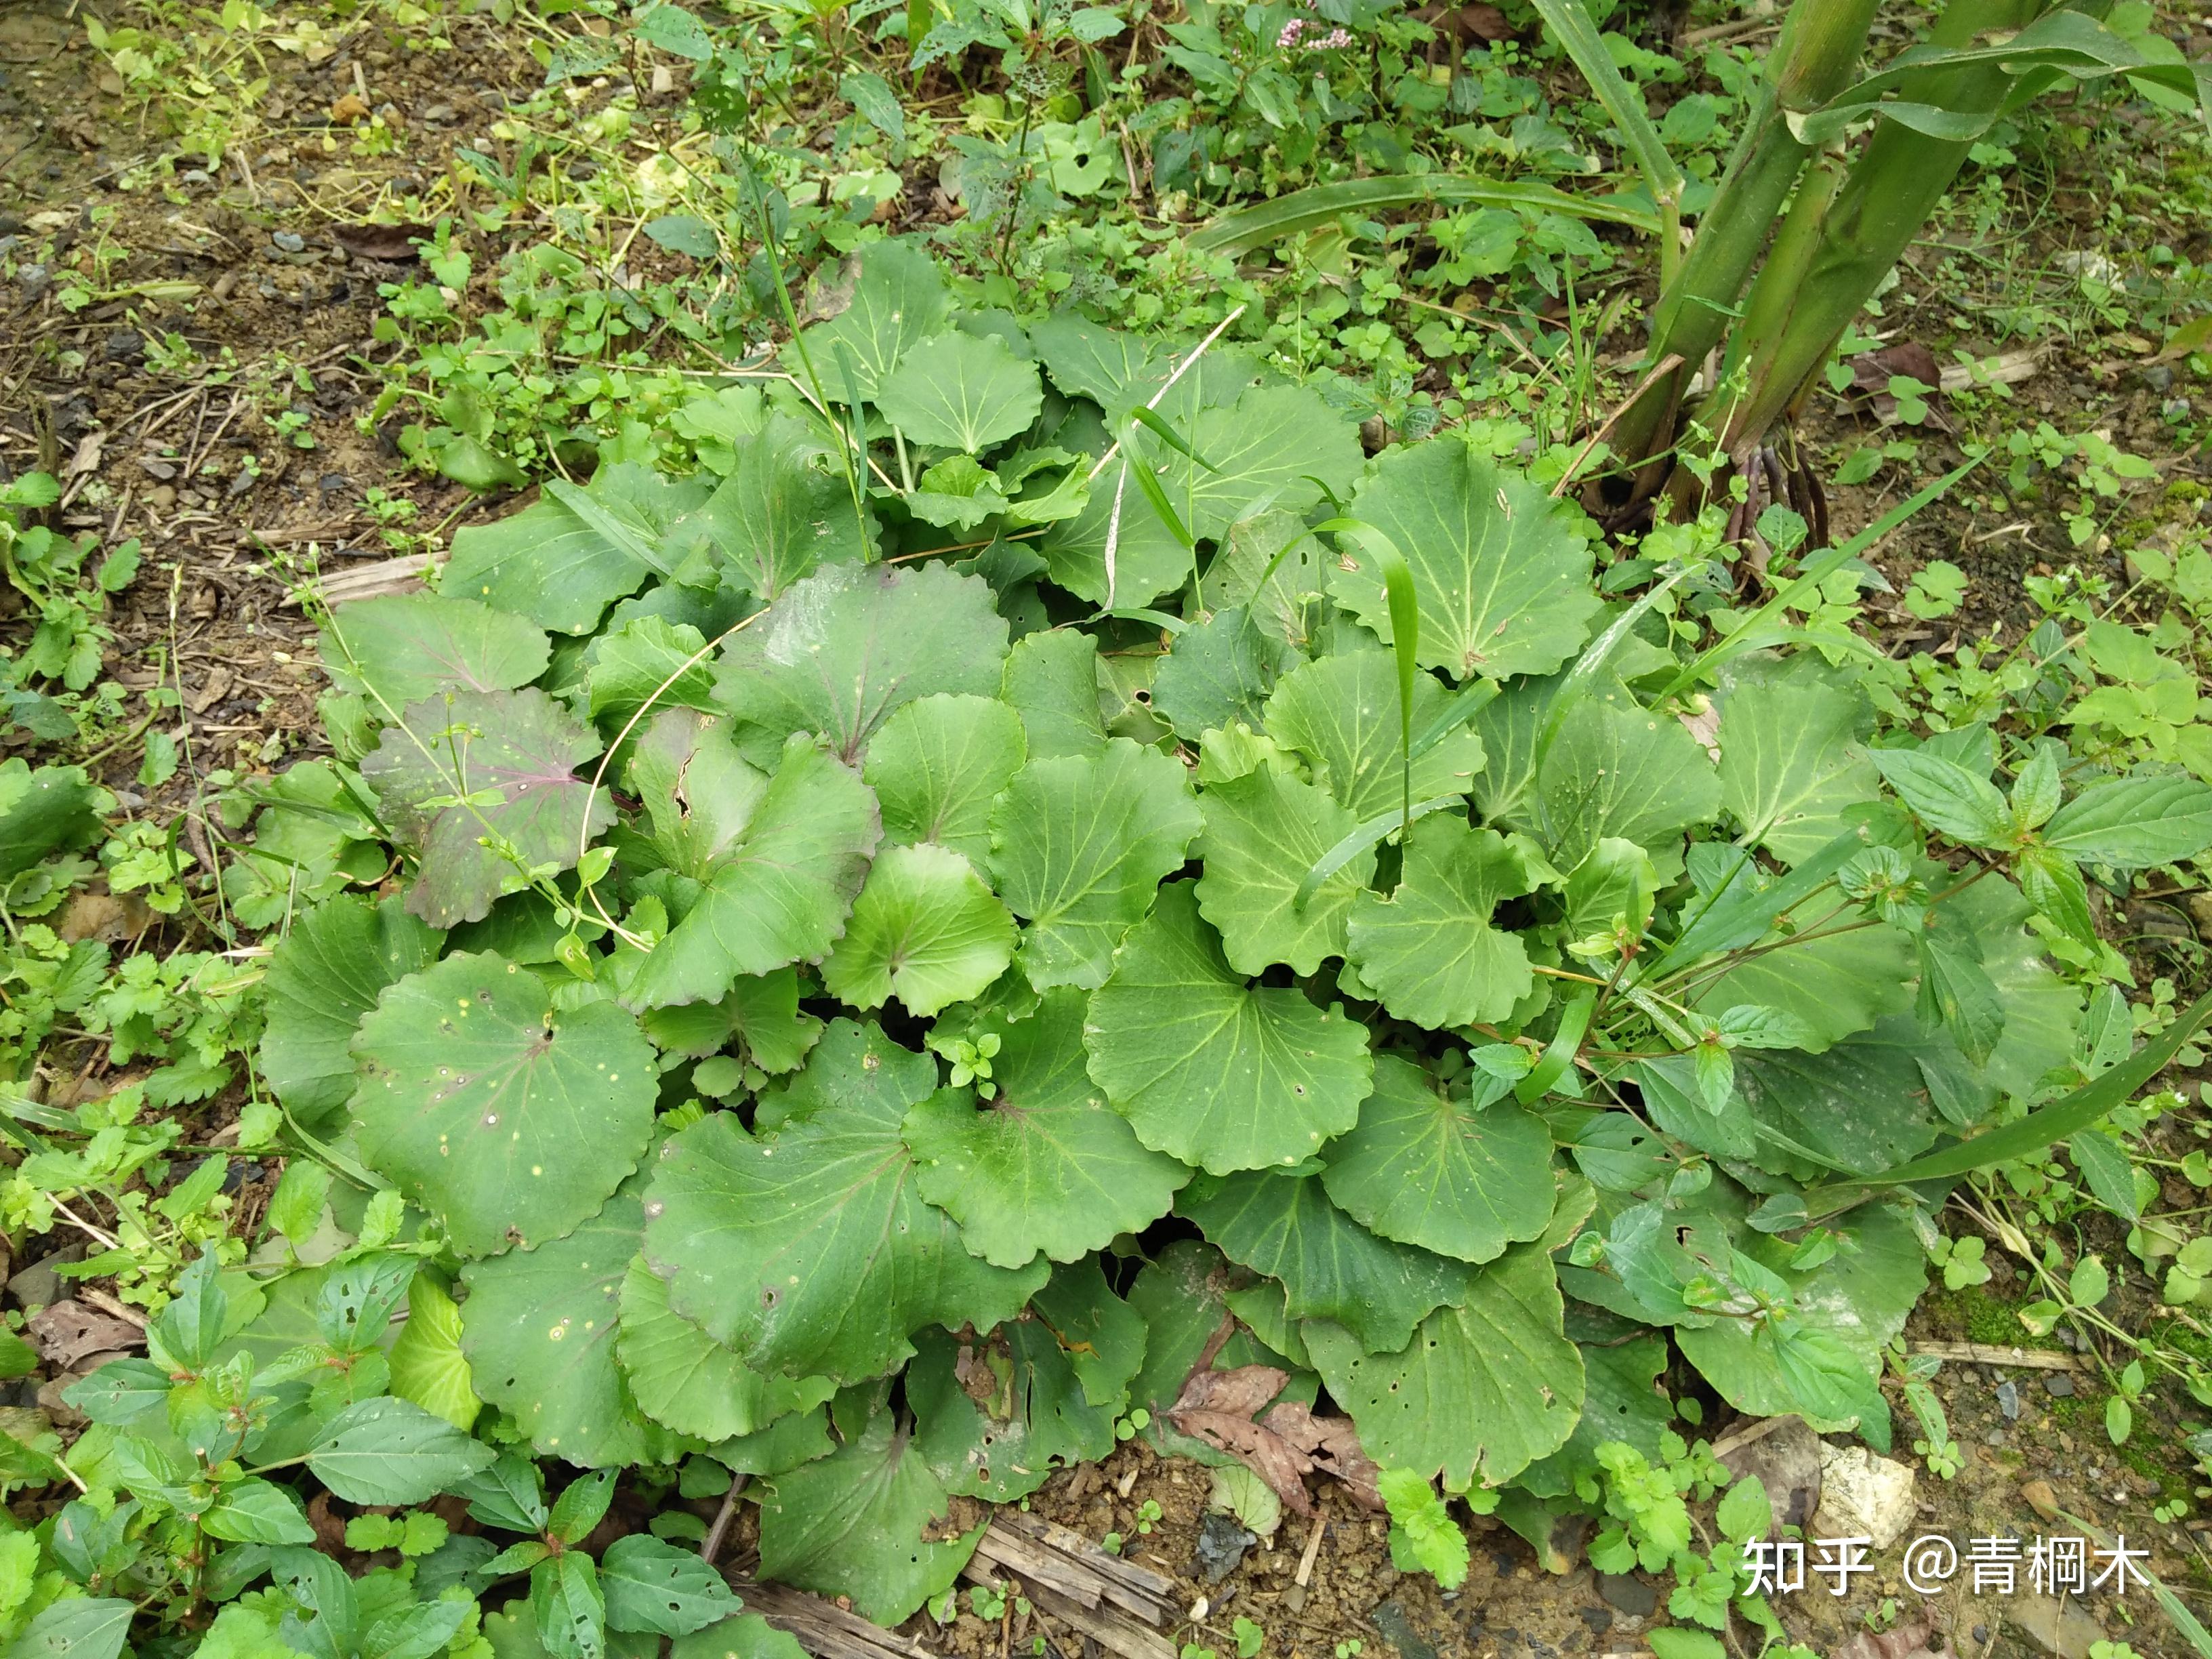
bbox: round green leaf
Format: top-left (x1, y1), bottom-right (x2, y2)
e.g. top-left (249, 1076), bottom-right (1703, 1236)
top-left (459, 1181), bottom-right (667, 1468)
top-left (1330, 441), bottom-right (1600, 681)
top-left (616, 1257), bottom-right (836, 1442)
top-left (258, 894), bottom-right (441, 1127)
top-left (689, 417), bottom-right (874, 602)
top-left (988, 737), bottom-right (1202, 990)
top-left (876, 331), bottom-right (1044, 453)
top-left (821, 843), bottom-right (1015, 1017)
top-left (644, 1020), bottom-right (1047, 1382)
top-left (1085, 882), bottom-right (1372, 1174)
top-left (1318, 1053), bottom-right (1555, 1264)
top-left (862, 693), bottom-right (1027, 867)
top-left (756, 1403), bottom-right (984, 1626)
top-left (1180, 1168), bottom-right (1463, 1351)
top-left (1536, 689), bottom-right (1723, 874)
top-left (1302, 1242), bottom-right (1582, 1488)
top-left (319, 592), bottom-right (551, 713)
top-left (361, 687), bottom-right (615, 928)
top-left (797, 239), bottom-right (951, 401)
top-left (901, 989), bottom-right (1187, 1267)
top-left (712, 562), bottom-right (1009, 766)
top-left (1194, 764), bottom-right (1374, 976)
top-left (1347, 815), bottom-right (1534, 1029)
top-left (1264, 649), bottom-right (1487, 821)
top-left (349, 951), bottom-right (656, 1258)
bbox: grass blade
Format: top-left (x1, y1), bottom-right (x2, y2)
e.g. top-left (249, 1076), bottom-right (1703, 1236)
top-left (1525, 0), bottom-right (1684, 211)
top-left (1317, 518), bottom-right (1420, 834)
top-left (1189, 177), bottom-right (1660, 259)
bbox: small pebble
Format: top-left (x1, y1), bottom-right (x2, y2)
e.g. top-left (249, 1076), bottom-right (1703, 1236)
top-left (272, 230), bottom-right (306, 254)
top-left (1997, 1379), bottom-right (2021, 1420)
top-left (2044, 1372), bottom-right (2075, 1397)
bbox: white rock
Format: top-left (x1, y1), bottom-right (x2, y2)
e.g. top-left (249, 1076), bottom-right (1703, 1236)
top-left (1810, 1444), bottom-right (1917, 1550)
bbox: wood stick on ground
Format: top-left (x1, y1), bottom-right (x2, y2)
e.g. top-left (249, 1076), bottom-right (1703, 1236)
top-left (1908, 1340), bottom-right (2081, 1371)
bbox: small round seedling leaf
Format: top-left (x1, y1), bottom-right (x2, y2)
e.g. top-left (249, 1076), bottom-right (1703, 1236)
top-left (349, 951), bottom-right (656, 1258)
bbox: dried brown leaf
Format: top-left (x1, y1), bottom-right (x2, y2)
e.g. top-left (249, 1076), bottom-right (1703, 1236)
top-left (28, 1301), bottom-right (143, 1370)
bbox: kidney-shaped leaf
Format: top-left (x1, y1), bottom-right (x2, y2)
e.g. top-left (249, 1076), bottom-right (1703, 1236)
top-left (1319, 1053), bottom-right (1555, 1264)
top-left (821, 843), bottom-right (1015, 1018)
top-left (1180, 1169), bottom-right (1463, 1352)
top-left (1264, 649), bottom-right (1486, 821)
top-left (1086, 884), bottom-right (1372, 1175)
top-left (1303, 1242), bottom-right (1581, 1488)
top-left (320, 593), bottom-right (551, 713)
top-left (644, 1021), bottom-right (1046, 1382)
top-left (1195, 764), bottom-right (1374, 977)
top-left (459, 1181), bottom-right (664, 1468)
top-left (1347, 815), bottom-right (1533, 1029)
top-left (350, 951), bottom-right (657, 1258)
top-left (901, 988), bottom-right (1187, 1267)
top-left (863, 693), bottom-right (1027, 867)
top-left (877, 332), bottom-right (1045, 453)
top-left (989, 737), bottom-right (1202, 990)
top-left (712, 562), bottom-right (1008, 766)
top-left (1331, 441), bottom-right (1600, 682)
top-left (617, 1257), bottom-right (836, 1443)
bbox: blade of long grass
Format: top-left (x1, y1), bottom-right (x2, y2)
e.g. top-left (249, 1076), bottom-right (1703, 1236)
top-left (1525, 0), bottom-right (1684, 263)
top-left (1808, 990), bottom-right (2212, 1205)
top-left (1515, 991), bottom-right (1596, 1103)
top-left (1292, 796), bottom-right (1465, 912)
top-left (1316, 518), bottom-right (1420, 834)
top-left (1189, 178), bottom-right (1660, 259)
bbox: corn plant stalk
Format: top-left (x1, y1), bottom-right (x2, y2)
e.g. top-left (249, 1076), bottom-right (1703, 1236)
top-left (1606, 0), bottom-right (1883, 479)
top-left (1715, 0), bottom-right (2055, 451)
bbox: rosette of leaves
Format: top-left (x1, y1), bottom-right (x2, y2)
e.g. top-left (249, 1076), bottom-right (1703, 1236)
top-left (249, 241), bottom-right (2212, 1633)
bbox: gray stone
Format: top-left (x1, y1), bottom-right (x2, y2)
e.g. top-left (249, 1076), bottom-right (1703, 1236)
top-left (272, 230), bottom-right (306, 254)
top-left (1368, 1601), bottom-right (1436, 1659)
top-left (103, 329), bottom-right (143, 362)
top-left (1191, 1511), bottom-right (1253, 1585)
top-left (5, 1244), bottom-right (83, 1311)
top-left (2044, 1372), bottom-right (2076, 1397)
top-left (1997, 1379), bottom-right (2020, 1420)
top-left (2012, 1590), bottom-right (2106, 1659)
top-left (1597, 1574), bottom-right (1657, 1618)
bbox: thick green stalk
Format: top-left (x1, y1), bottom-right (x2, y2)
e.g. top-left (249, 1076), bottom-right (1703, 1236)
top-left (1717, 0), bottom-right (2053, 449)
top-left (1607, 0), bottom-right (1882, 474)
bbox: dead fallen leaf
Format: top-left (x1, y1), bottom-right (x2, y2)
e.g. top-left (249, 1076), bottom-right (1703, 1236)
top-left (1844, 340), bottom-right (1951, 430)
top-left (1830, 1620), bottom-right (1936, 1659)
top-left (1167, 1369), bottom-right (1382, 1516)
top-left (332, 221), bottom-right (432, 262)
top-left (64, 432), bottom-right (104, 480)
top-left (330, 91), bottom-right (371, 125)
top-left (1259, 1399), bottom-right (1382, 1510)
top-left (1677, 700), bottom-right (1720, 761)
top-left (27, 1301), bottom-right (144, 1370)
top-left (1415, 1), bottom-right (1511, 39)
top-left (57, 889), bottom-right (149, 945)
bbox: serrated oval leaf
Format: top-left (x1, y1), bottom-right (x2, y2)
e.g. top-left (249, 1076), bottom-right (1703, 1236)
top-left (1084, 883), bottom-right (1372, 1174)
top-left (306, 1396), bottom-right (497, 1504)
top-left (349, 951), bottom-right (656, 1258)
